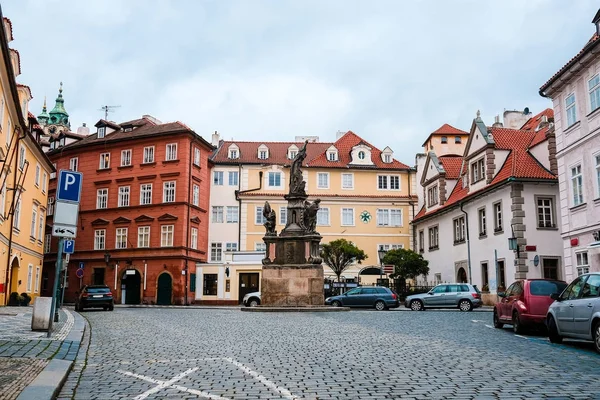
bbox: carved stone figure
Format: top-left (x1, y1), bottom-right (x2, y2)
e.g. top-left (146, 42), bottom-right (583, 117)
top-left (289, 141), bottom-right (308, 197)
top-left (263, 201), bottom-right (277, 235)
top-left (303, 199), bottom-right (321, 233)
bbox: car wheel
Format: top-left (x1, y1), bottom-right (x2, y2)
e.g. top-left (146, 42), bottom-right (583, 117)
top-left (103, 306), bottom-right (108, 311)
top-left (108, 305), bottom-right (114, 311)
top-left (375, 300), bottom-right (386, 311)
top-left (493, 310), bottom-right (504, 329)
top-left (410, 300), bottom-right (423, 311)
top-left (249, 299), bottom-right (260, 307)
top-left (331, 300), bottom-right (341, 307)
top-left (458, 299), bottom-right (473, 312)
top-left (512, 311), bottom-right (524, 334)
top-left (593, 320), bottom-right (600, 354)
top-left (547, 316), bottom-right (562, 344)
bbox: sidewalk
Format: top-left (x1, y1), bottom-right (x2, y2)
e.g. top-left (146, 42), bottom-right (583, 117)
top-left (0, 306), bottom-right (85, 400)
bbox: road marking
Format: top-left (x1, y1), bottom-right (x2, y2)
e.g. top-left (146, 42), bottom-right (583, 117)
top-left (225, 357), bottom-right (298, 400)
top-left (485, 324), bottom-right (494, 329)
top-left (514, 334), bottom-right (528, 339)
top-left (471, 319), bottom-right (485, 323)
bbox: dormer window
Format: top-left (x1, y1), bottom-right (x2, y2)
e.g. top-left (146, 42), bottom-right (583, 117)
top-left (229, 149), bottom-right (238, 159)
top-left (380, 146), bottom-right (394, 164)
top-left (228, 144), bottom-right (240, 159)
top-left (326, 145), bottom-right (338, 162)
top-left (287, 145), bottom-right (299, 160)
top-left (257, 144), bottom-right (269, 160)
top-left (349, 144), bottom-right (374, 166)
top-left (98, 127), bottom-right (105, 138)
top-left (455, 136), bottom-right (462, 144)
top-left (290, 151), bottom-right (297, 159)
top-left (384, 155), bottom-right (391, 163)
top-left (471, 158), bottom-right (485, 183)
top-left (358, 151), bottom-right (365, 160)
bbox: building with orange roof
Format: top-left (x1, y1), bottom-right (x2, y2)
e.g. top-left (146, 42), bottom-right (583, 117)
top-left (206, 131), bottom-right (416, 303)
top-left (539, 8), bottom-right (600, 281)
top-left (412, 109), bottom-right (562, 302)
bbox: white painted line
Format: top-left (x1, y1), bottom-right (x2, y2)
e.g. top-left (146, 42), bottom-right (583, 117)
top-left (225, 358), bottom-right (298, 400)
top-left (471, 319), bottom-right (484, 323)
top-left (485, 324), bottom-right (494, 329)
top-left (133, 367), bottom-right (198, 400)
top-left (514, 334), bottom-right (528, 339)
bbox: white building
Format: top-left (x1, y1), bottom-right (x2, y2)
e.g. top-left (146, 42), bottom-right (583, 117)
top-left (412, 110), bottom-right (563, 295)
top-left (539, 10), bottom-right (600, 281)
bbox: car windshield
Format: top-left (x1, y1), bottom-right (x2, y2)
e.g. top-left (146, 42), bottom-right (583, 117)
top-left (529, 280), bottom-right (567, 296)
top-left (86, 287), bottom-right (111, 294)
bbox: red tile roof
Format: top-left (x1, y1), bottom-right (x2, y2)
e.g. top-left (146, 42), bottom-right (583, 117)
top-left (519, 108), bottom-right (554, 148)
top-left (540, 33), bottom-right (600, 93)
top-left (437, 155), bottom-right (463, 179)
top-left (421, 123), bottom-right (468, 147)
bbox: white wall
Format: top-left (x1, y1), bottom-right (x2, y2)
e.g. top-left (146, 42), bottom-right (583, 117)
top-left (208, 166), bottom-right (241, 263)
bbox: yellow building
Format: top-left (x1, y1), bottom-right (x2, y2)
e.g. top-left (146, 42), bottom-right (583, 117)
top-left (422, 123), bottom-right (469, 156)
top-left (208, 131), bottom-right (416, 299)
top-left (0, 16), bottom-right (54, 305)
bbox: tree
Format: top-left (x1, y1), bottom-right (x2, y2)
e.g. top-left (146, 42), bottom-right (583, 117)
top-left (321, 239), bottom-right (367, 283)
top-left (383, 248), bottom-right (429, 286)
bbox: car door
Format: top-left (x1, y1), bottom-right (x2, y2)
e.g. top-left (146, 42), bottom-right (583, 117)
top-left (509, 281), bottom-right (524, 316)
top-left (499, 283), bottom-right (516, 320)
top-left (443, 285), bottom-right (459, 307)
top-left (343, 288), bottom-right (363, 306)
top-left (360, 288), bottom-right (378, 307)
top-left (424, 285), bottom-right (447, 306)
top-left (554, 277), bottom-right (584, 335)
top-left (573, 274), bottom-right (600, 336)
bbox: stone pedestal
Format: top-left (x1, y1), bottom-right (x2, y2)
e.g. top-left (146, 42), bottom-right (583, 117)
top-left (262, 264), bottom-right (324, 306)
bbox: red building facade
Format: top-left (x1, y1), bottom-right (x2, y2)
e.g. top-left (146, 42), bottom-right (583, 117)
top-left (43, 116), bottom-right (213, 305)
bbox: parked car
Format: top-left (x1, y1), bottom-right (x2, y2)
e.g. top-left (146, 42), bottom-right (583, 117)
top-left (242, 292), bottom-right (261, 307)
top-left (325, 286), bottom-right (399, 310)
top-left (75, 285), bottom-right (114, 311)
top-left (493, 279), bottom-right (567, 333)
top-left (404, 283), bottom-right (482, 311)
top-left (546, 273), bottom-right (600, 353)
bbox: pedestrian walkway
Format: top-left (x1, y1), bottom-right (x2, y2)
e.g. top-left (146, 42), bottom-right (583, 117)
top-left (0, 306), bottom-right (85, 400)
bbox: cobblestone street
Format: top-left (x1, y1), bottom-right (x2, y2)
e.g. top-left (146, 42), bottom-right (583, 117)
top-left (66, 308), bottom-right (600, 399)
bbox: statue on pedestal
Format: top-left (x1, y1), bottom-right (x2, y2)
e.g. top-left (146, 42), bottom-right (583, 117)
top-left (303, 199), bottom-right (321, 233)
top-left (263, 201), bottom-right (277, 236)
top-left (289, 141), bottom-right (308, 198)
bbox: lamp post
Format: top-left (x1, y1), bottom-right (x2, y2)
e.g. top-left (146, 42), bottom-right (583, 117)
top-left (378, 249), bottom-right (387, 286)
top-left (104, 251), bottom-right (111, 266)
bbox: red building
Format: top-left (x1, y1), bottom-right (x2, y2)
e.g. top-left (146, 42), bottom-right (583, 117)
top-left (43, 115), bottom-right (213, 305)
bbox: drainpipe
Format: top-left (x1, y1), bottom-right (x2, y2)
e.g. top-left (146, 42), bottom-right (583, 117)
top-left (235, 170), bottom-right (263, 249)
top-left (459, 202), bottom-right (472, 284)
top-left (183, 140), bottom-right (194, 306)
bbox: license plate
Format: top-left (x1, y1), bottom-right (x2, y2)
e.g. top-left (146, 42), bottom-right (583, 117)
top-left (93, 295), bottom-right (103, 298)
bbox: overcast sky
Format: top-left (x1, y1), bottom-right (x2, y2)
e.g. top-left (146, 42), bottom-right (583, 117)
top-left (4, 0), bottom-right (599, 164)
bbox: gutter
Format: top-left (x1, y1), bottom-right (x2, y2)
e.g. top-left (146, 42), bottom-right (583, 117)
top-left (459, 202), bottom-right (472, 285)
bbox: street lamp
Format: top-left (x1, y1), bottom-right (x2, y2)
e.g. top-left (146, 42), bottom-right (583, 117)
top-left (378, 249), bottom-right (387, 284)
top-left (104, 251), bottom-right (111, 266)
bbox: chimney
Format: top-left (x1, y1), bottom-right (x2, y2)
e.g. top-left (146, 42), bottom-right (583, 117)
top-left (142, 114), bottom-right (162, 125)
top-left (211, 131), bottom-right (220, 146)
top-left (492, 115), bottom-right (503, 128)
top-left (76, 122), bottom-right (90, 136)
top-left (336, 130), bottom-right (346, 140)
top-left (593, 8), bottom-right (600, 35)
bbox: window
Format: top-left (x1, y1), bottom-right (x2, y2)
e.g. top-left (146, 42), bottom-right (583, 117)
top-left (478, 208), bottom-right (486, 236)
top-left (279, 207), bottom-right (287, 225)
top-left (268, 172), bottom-right (282, 187)
top-left (256, 207), bottom-right (266, 224)
top-left (228, 171), bottom-right (239, 186)
top-left (342, 173), bottom-right (354, 189)
top-left (537, 197), bottom-right (554, 228)
top-left (192, 185), bottom-right (200, 206)
top-left (68, 157), bottom-right (79, 172)
top-left (121, 149), bottom-right (132, 166)
top-left (576, 252), bottom-right (589, 276)
top-left (481, 262), bottom-right (489, 289)
top-left (341, 208), bottom-right (354, 226)
top-left (116, 228), bottom-right (128, 249)
top-left (597, 155), bottom-right (600, 198)
top-left (493, 202), bottom-right (503, 232)
top-left (226, 242), bottom-right (237, 252)
top-left (358, 151), bottom-right (365, 160)
top-left (213, 171), bottom-right (224, 185)
top-left (317, 208), bottom-right (329, 226)
top-left (44, 234), bottom-right (51, 253)
top-left (50, 163), bottom-right (56, 179)
top-left (27, 265), bottom-right (33, 292)
top-left (455, 136), bottom-right (462, 144)
top-left (376, 209), bottom-right (402, 227)
top-left (427, 186), bottom-right (438, 206)
top-left (589, 75), bottom-right (600, 112)
top-left (194, 148), bottom-right (201, 166)
top-left (259, 150), bottom-right (268, 160)
top-left (118, 186), bottom-right (130, 207)
top-left (441, 136), bottom-right (448, 144)
top-left (428, 226), bottom-right (439, 250)
top-left (583, 274), bottom-right (600, 298)
top-left (418, 230), bottom-right (424, 252)
top-left (31, 206), bottom-right (37, 238)
top-left (163, 181), bottom-right (176, 203)
top-left (97, 127), bottom-right (106, 138)
top-left (566, 93), bottom-right (577, 127)
top-left (35, 164), bottom-right (40, 186)
top-left (453, 216), bottom-right (466, 243)
top-left (42, 172), bottom-right (47, 193)
top-left (226, 206), bottom-right (239, 223)
top-left (140, 184), bottom-right (152, 205)
top-left (99, 153), bottom-right (110, 169)
top-left (203, 274), bottom-right (218, 295)
top-left (289, 150), bottom-right (297, 159)
top-left (327, 151), bottom-right (337, 161)
top-left (161, 225), bottom-right (174, 247)
top-left (211, 243), bottom-right (222, 262)
top-left (19, 145), bottom-right (25, 170)
top-left (378, 244), bottom-right (403, 252)
top-left (571, 164), bottom-right (584, 206)
top-left (384, 154), bottom-right (392, 163)
top-left (255, 242), bottom-right (267, 252)
top-left (166, 143), bottom-right (178, 161)
top-left (378, 175), bottom-right (400, 190)
top-left (94, 229), bottom-right (106, 250)
top-left (471, 158), bottom-right (485, 183)
top-left (47, 197), bottom-right (54, 215)
top-left (38, 212), bottom-right (44, 241)
top-left (229, 149), bottom-right (238, 159)
top-left (143, 146), bottom-right (155, 163)
top-left (138, 226), bottom-right (150, 248)
top-left (13, 197), bottom-right (21, 230)
top-left (317, 173), bottom-right (329, 189)
top-left (212, 206), bottom-right (224, 223)
top-left (190, 227), bottom-right (198, 249)
top-left (34, 266), bottom-right (40, 293)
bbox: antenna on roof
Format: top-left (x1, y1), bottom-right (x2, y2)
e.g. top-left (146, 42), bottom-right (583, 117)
top-left (99, 105), bottom-right (121, 120)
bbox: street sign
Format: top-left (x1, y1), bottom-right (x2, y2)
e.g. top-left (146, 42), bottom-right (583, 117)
top-left (63, 239), bottom-right (75, 254)
top-left (54, 202), bottom-right (79, 226)
top-left (52, 223), bottom-right (77, 238)
top-left (75, 269), bottom-right (84, 278)
top-left (79, 262), bottom-right (84, 270)
top-left (56, 170), bottom-right (83, 203)
top-left (383, 265), bottom-right (394, 274)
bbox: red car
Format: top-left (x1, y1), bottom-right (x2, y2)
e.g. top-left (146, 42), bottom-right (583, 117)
top-left (493, 279), bottom-right (567, 334)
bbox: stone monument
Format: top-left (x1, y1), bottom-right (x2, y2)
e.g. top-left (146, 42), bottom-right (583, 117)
top-left (260, 141), bottom-right (324, 306)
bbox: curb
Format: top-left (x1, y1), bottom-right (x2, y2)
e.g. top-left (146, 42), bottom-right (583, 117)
top-left (16, 310), bottom-right (86, 400)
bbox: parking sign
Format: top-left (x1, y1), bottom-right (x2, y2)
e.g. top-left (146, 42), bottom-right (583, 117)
top-left (63, 239), bottom-right (75, 254)
top-left (57, 170), bottom-right (83, 203)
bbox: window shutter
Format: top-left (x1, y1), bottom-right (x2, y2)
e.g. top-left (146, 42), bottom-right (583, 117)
top-left (190, 273), bottom-right (196, 292)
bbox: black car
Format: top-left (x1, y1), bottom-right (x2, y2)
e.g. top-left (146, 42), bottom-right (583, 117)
top-left (325, 286), bottom-right (400, 310)
top-left (75, 285), bottom-right (114, 311)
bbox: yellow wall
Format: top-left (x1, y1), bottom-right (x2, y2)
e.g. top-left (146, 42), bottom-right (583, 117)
top-left (423, 134), bottom-right (468, 156)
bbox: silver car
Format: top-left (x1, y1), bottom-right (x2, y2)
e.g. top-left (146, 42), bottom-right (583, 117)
top-left (404, 283), bottom-right (482, 312)
top-left (546, 273), bottom-right (600, 353)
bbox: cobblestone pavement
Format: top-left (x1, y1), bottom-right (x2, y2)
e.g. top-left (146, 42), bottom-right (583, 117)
top-left (68, 309), bottom-right (600, 400)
